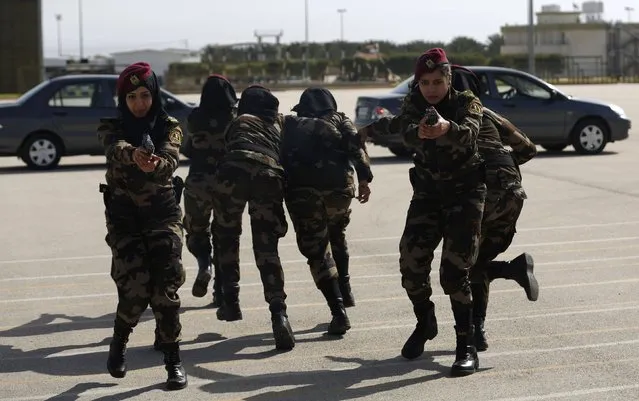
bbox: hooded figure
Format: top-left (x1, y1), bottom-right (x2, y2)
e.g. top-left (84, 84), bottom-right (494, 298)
top-left (211, 85), bottom-right (296, 352)
top-left (97, 61), bottom-right (188, 391)
top-left (282, 86), bottom-right (372, 327)
top-left (237, 85), bottom-right (280, 123)
top-left (183, 75), bottom-right (238, 305)
top-left (291, 87), bottom-right (338, 118)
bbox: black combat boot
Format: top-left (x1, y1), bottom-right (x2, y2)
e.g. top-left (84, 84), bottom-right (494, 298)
top-left (487, 253), bottom-right (539, 301)
top-left (269, 298), bottom-right (295, 350)
top-left (216, 284), bottom-right (242, 321)
top-left (192, 254), bottom-right (213, 298)
top-left (470, 282), bottom-right (489, 352)
top-left (211, 262), bottom-right (223, 308)
top-left (153, 327), bottom-right (161, 351)
top-left (319, 278), bottom-right (351, 335)
top-left (334, 256), bottom-right (355, 307)
top-left (107, 323), bottom-right (131, 378)
top-left (451, 325), bottom-right (479, 376)
top-left (473, 317), bottom-right (488, 352)
top-left (450, 304), bottom-right (479, 377)
top-left (162, 342), bottom-right (188, 391)
top-left (401, 301), bottom-right (438, 360)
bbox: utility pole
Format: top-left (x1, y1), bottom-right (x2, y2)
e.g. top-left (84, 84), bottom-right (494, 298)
top-left (55, 14), bottom-right (62, 57)
top-left (527, 0), bottom-right (535, 75)
top-left (625, 6), bottom-right (634, 22)
top-left (78, 0), bottom-right (85, 59)
top-left (337, 8), bottom-right (346, 42)
top-left (304, 0), bottom-right (310, 81)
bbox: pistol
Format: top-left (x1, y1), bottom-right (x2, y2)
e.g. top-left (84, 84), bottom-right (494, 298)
top-left (424, 107), bottom-right (438, 126)
top-left (141, 132), bottom-right (155, 155)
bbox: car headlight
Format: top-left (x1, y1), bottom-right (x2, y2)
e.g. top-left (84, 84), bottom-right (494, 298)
top-left (609, 104), bottom-right (626, 118)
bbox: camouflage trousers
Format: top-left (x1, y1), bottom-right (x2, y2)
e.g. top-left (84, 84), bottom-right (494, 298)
top-left (183, 171), bottom-right (219, 266)
top-left (285, 187), bottom-right (352, 286)
top-left (471, 187), bottom-right (525, 318)
top-left (104, 195), bottom-right (186, 344)
top-left (212, 159), bottom-right (288, 304)
top-left (399, 182), bottom-right (486, 315)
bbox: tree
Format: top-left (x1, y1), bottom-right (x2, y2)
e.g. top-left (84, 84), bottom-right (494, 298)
top-left (486, 33), bottom-right (504, 57)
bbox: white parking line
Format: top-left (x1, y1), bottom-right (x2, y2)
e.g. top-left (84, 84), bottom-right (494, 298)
top-left (1, 276), bottom-right (637, 304)
top-left (1, 239), bottom-right (638, 283)
top-left (1, 219), bottom-right (638, 266)
top-left (488, 384), bottom-right (639, 401)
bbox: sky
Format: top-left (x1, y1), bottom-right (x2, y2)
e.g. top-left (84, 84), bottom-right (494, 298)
top-left (41, 0), bottom-right (635, 58)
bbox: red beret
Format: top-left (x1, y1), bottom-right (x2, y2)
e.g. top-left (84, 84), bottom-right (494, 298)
top-left (414, 48), bottom-right (450, 79)
top-left (116, 62), bottom-right (154, 95)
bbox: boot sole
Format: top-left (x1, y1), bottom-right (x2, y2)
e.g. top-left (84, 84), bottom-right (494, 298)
top-left (108, 367), bottom-right (126, 379)
top-left (521, 253), bottom-right (539, 302)
top-left (166, 380), bottom-right (188, 391)
top-left (191, 271), bottom-right (212, 298)
top-left (450, 359), bottom-right (479, 377)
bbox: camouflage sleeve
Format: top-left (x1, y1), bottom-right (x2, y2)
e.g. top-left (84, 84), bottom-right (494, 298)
top-left (151, 118), bottom-right (183, 181)
top-left (364, 96), bottom-right (423, 146)
top-left (485, 108), bottom-right (537, 165)
top-left (338, 114), bottom-right (373, 183)
top-left (97, 118), bottom-right (136, 165)
top-left (446, 91), bottom-right (483, 146)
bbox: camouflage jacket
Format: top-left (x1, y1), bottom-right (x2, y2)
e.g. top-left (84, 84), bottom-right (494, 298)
top-left (483, 108), bottom-right (537, 166)
top-left (97, 115), bottom-right (183, 207)
top-left (222, 113), bottom-right (284, 171)
top-left (184, 110), bottom-right (233, 173)
top-left (280, 111), bottom-right (373, 194)
top-left (367, 88), bottom-right (483, 182)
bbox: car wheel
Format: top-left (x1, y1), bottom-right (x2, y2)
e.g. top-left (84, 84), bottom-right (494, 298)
top-left (541, 144), bottom-right (567, 152)
top-left (570, 118), bottom-right (608, 155)
top-left (389, 145), bottom-right (414, 158)
top-left (20, 133), bottom-right (63, 170)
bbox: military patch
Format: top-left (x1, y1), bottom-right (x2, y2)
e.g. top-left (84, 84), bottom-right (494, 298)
top-left (169, 130), bottom-right (183, 144)
top-left (425, 59), bottom-right (435, 69)
top-left (469, 100), bottom-right (482, 115)
top-left (129, 75), bottom-right (140, 86)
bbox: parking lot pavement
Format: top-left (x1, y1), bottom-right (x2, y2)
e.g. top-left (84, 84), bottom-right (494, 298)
top-left (0, 85), bottom-right (638, 400)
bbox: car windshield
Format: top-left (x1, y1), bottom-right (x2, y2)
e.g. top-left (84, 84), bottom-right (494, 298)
top-left (15, 80), bottom-right (52, 104)
top-left (390, 77), bottom-right (414, 95)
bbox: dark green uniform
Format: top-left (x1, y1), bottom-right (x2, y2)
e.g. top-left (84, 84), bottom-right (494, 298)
top-left (281, 110), bottom-right (373, 335)
top-left (471, 108), bottom-right (539, 350)
top-left (183, 110), bottom-right (232, 301)
top-left (212, 86), bottom-right (295, 351)
top-left (366, 85), bottom-right (485, 373)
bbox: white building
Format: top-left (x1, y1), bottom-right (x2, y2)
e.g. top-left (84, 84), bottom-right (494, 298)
top-left (500, 1), bottom-right (639, 76)
top-left (109, 48), bottom-right (201, 80)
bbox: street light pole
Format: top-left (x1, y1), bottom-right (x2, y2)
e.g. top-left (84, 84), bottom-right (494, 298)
top-left (78, 0), bottom-right (84, 59)
top-left (55, 14), bottom-right (62, 57)
top-left (337, 8), bottom-right (346, 42)
top-left (527, 0), bottom-right (535, 75)
top-left (304, 0), bottom-right (310, 81)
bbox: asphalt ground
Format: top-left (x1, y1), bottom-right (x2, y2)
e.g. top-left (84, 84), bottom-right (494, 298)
top-left (0, 85), bottom-right (638, 400)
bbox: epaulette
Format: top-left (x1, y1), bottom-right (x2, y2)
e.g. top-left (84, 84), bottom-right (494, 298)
top-left (165, 115), bottom-right (180, 126)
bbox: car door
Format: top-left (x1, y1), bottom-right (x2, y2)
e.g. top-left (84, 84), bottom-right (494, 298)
top-left (47, 79), bottom-right (115, 154)
top-left (482, 71), bottom-right (566, 142)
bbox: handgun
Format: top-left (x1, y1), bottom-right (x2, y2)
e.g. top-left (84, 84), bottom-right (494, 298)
top-left (424, 107), bottom-right (438, 126)
top-left (141, 132), bottom-right (155, 154)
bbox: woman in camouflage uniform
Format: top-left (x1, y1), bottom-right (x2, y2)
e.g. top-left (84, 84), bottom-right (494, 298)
top-left (183, 75), bottom-right (237, 305)
top-left (97, 62), bottom-right (187, 390)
